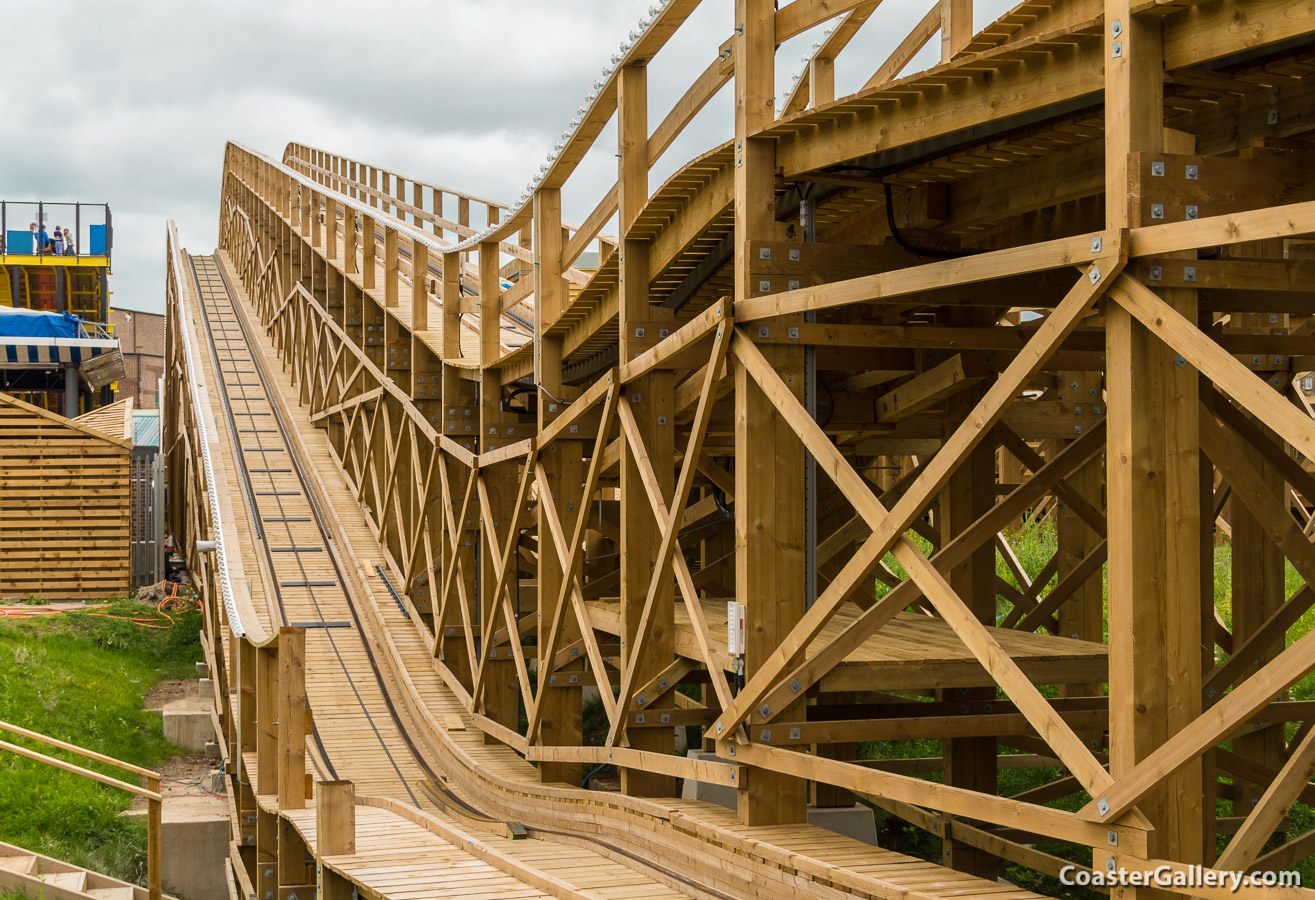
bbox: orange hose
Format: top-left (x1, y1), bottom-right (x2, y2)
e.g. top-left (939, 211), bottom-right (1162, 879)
top-left (3, 583), bottom-right (198, 626)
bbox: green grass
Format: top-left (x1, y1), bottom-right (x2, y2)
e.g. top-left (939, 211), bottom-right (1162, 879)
top-left (864, 518), bottom-right (1314, 893)
top-left (0, 599), bottom-right (203, 884)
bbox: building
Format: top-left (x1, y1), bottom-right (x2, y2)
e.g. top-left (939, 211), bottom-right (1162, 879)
top-left (0, 200), bottom-right (120, 415)
top-left (0, 393), bottom-right (132, 600)
top-left (110, 307), bottom-right (165, 408)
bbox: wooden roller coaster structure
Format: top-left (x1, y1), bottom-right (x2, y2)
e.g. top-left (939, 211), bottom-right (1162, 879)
top-left (164, 1), bottom-right (1315, 896)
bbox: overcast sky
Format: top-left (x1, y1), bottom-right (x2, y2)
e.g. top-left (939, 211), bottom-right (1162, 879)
top-left (1, 0), bottom-right (1015, 315)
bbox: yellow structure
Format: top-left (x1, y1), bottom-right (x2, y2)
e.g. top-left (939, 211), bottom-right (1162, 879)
top-left (0, 201), bottom-right (116, 414)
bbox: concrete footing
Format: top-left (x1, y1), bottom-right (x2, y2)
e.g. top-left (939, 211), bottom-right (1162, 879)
top-left (681, 749), bottom-right (878, 845)
top-left (125, 796), bottom-right (229, 900)
top-left (149, 680), bottom-right (217, 752)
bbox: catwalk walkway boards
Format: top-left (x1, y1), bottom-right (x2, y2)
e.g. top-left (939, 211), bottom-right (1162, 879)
top-left (587, 599), bottom-right (1109, 691)
top-left (183, 246), bottom-right (1053, 899)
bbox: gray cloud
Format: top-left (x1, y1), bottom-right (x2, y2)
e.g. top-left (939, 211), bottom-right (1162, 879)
top-left (1, 0), bottom-right (1013, 315)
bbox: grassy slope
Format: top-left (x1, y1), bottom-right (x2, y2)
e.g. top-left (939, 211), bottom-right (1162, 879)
top-left (866, 520), bottom-right (1312, 894)
top-left (0, 601), bottom-right (203, 884)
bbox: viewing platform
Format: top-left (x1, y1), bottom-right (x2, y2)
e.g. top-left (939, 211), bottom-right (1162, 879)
top-left (0, 202), bottom-right (118, 415)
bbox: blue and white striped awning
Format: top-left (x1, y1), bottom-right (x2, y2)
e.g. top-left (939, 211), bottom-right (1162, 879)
top-left (0, 337), bottom-right (119, 367)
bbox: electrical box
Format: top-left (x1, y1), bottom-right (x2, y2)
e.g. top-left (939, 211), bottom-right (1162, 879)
top-left (726, 601), bottom-right (746, 657)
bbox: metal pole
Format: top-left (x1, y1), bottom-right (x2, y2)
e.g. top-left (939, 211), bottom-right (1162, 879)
top-left (64, 365), bottom-right (79, 417)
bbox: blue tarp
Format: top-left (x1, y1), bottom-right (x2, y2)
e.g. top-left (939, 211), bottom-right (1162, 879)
top-left (0, 307), bottom-right (82, 339)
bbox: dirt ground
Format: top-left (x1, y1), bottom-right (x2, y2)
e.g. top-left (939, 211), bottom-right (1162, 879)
top-left (130, 753), bottom-right (224, 810)
top-left (144, 678), bottom-right (197, 709)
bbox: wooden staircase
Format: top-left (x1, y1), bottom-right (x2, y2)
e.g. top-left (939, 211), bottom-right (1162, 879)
top-left (0, 841), bottom-right (167, 900)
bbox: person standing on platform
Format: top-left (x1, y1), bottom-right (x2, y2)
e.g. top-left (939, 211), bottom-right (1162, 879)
top-left (63, 228), bottom-right (75, 256)
top-left (52, 228), bottom-right (64, 256)
top-left (29, 223), bottom-right (38, 254)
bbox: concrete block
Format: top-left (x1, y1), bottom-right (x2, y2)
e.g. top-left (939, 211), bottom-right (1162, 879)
top-left (808, 804), bottom-right (879, 846)
top-left (679, 752), bottom-right (877, 845)
top-left (195, 661), bottom-right (209, 678)
top-left (162, 709), bottom-right (215, 752)
top-left (679, 749), bottom-right (737, 810)
top-left (203, 740), bottom-right (222, 760)
top-left (125, 796), bottom-right (228, 900)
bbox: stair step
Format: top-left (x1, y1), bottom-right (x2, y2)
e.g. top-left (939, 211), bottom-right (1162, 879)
top-left (0, 854), bottom-right (34, 874)
top-left (42, 871), bottom-right (89, 891)
top-left (87, 888), bottom-right (136, 900)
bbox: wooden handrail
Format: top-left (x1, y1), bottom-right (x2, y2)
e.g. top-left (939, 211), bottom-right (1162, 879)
top-left (0, 723), bottom-right (162, 900)
top-left (0, 719), bottom-right (159, 779)
top-left (0, 739), bottom-right (161, 801)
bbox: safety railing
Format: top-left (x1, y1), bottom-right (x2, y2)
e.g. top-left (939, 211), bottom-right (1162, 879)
top-left (79, 319), bottom-right (117, 341)
top-left (0, 720), bottom-right (161, 900)
top-left (0, 201), bottom-right (112, 261)
top-left (165, 221), bottom-right (245, 641)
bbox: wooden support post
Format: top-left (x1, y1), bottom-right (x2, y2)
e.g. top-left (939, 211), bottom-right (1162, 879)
top-left (439, 248), bottom-right (476, 691)
top-left (278, 627), bottom-right (307, 810)
top-left (316, 780), bottom-right (356, 856)
top-left (734, 0), bottom-right (807, 826)
top-left (256, 808), bottom-right (278, 900)
top-left (941, 0), bottom-right (972, 62)
top-left (479, 239), bottom-right (519, 739)
top-left (146, 775), bottom-right (161, 900)
top-left (808, 55), bottom-right (834, 108)
top-left (308, 190), bottom-right (322, 250)
top-left (940, 370), bottom-right (998, 878)
top-left (534, 187), bottom-right (583, 785)
top-left (1229, 425), bottom-right (1287, 817)
top-left (458, 198), bottom-right (470, 270)
top-left (442, 250), bottom-right (461, 359)
top-left (344, 208), bottom-right (358, 276)
top-left (278, 817), bottom-right (312, 899)
top-left (1104, 0), bottom-right (1203, 873)
top-left (384, 228), bottom-right (398, 308)
top-left (618, 61), bottom-right (676, 798)
top-left (1054, 374), bottom-right (1105, 701)
top-left (255, 645), bottom-right (278, 796)
top-left (324, 196), bottom-right (338, 262)
top-left (362, 218), bottom-right (376, 291)
top-left (316, 779), bottom-right (356, 900)
top-left (411, 239), bottom-right (429, 332)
